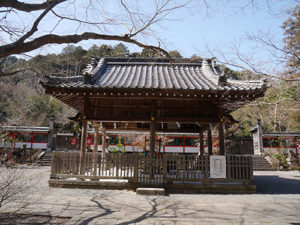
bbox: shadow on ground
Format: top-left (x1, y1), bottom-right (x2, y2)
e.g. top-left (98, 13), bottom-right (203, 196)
top-left (255, 175), bottom-right (300, 194)
top-left (78, 198), bottom-right (162, 225)
top-left (0, 213), bottom-right (70, 225)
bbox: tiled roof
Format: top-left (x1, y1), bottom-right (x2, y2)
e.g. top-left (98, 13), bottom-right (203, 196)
top-left (41, 57), bottom-right (267, 92)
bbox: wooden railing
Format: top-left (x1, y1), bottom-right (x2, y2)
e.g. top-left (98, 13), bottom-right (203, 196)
top-left (51, 152), bottom-right (253, 184)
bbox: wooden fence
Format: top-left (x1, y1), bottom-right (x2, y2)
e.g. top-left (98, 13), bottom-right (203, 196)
top-left (50, 152), bottom-right (253, 184)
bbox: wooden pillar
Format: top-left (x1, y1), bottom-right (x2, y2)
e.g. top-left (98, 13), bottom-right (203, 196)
top-left (93, 123), bottom-right (99, 153)
top-left (144, 136), bottom-right (147, 153)
top-left (219, 120), bottom-right (225, 155)
top-left (150, 102), bottom-right (156, 156)
top-left (79, 117), bottom-right (87, 174)
top-left (158, 138), bottom-right (162, 153)
top-left (199, 130), bottom-right (204, 155)
top-left (150, 120), bottom-right (155, 156)
top-left (102, 128), bottom-right (107, 158)
top-left (149, 102), bottom-right (156, 179)
top-left (207, 124), bottom-right (213, 155)
top-left (93, 123), bottom-right (99, 175)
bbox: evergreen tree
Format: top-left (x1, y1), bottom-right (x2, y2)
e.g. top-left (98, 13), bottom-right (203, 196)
top-left (282, 5), bottom-right (300, 78)
top-left (112, 43), bottom-right (130, 57)
top-left (168, 50), bottom-right (183, 58)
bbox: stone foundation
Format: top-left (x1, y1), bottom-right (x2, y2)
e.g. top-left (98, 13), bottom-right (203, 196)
top-left (48, 179), bottom-right (256, 194)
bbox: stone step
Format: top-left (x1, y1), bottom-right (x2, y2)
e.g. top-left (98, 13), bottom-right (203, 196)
top-left (40, 158), bottom-right (51, 161)
top-left (252, 156), bottom-right (274, 171)
top-left (39, 152), bottom-right (52, 166)
top-left (136, 188), bottom-right (165, 196)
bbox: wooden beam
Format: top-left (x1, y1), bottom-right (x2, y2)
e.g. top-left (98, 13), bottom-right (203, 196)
top-left (46, 86), bottom-right (263, 98)
top-left (88, 105), bottom-right (149, 109)
top-left (45, 87), bottom-right (265, 114)
top-left (87, 105), bottom-right (216, 111)
top-left (54, 95), bottom-right (84, 112)
top-left (86, 115), bottom-right (220, 123)
top-left (105, 128), bottom-right (200, 133)
top-left (87, 121), bottom-right (215, 133)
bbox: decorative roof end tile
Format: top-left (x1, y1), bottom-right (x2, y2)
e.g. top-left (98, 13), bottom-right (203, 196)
top-left (84, 72), bottom-right (92, 84)
top-left (218, 75), bottom-right (227, 87)
top-left (91, 57), bottom-right (97, 67)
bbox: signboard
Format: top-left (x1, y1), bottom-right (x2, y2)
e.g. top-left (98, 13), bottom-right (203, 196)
top-left (210, 156), bottom-right (226, 178)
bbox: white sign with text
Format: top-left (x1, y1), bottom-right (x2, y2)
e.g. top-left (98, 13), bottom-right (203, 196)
top-left (210, 156), bottom-right (226, 178)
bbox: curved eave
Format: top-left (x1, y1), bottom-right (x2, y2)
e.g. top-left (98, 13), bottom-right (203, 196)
top-left (43, 83), bottom-right (266, 95)
top-left (41, 81), bottom-right (267, 92)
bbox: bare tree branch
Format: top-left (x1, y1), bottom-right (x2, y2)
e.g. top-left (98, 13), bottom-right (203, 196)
top-left (0, 0), bottom-right (183, 60)
top-left (17, 0), bottom-right (64, 44)
top-left (205, 38), bottom-right (300, 82)
top-left (50, 9), bottom-right (112, 28)
top-left (0, 0), bottom-right (65, 12)
top-left (0, 67), bottom-right (40, 78)
top-left (246, 32), bottom-right (300, 63)
top-left (129, 0), bottom-right (188, 38)
top-left (0, 32), bottom-right (170, 58)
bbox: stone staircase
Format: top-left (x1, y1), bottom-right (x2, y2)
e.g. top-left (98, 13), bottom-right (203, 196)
top-left (39, 152), bottom-right (52, 166)
top-left (252, 155), bottom-right (274, 171)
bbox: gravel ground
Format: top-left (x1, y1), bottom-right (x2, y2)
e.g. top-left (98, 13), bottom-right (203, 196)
top-left (0, 166), bottom-right (300, 225)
